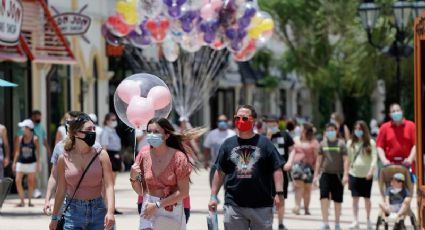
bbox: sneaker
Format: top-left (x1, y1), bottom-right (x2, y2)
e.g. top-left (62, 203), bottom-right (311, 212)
top-left (114, 209), bottom-right (123, 215)
top-left (278, 224), bottom-right (287, 230)
top-left (32, 189), bottom-right (42, 199)
top-left (320, 223), bottom-right (330, 230)
top-left (366, 220), bottom-right (373, 230)
top-left (335, 224), bottom-right (342, 230)
top-left (349, 221), bottom-right (360, 229)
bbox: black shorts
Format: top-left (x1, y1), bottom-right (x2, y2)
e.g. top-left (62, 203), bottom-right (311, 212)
top-left (283, 170), bottom-right (289, 199)
top-left (349, 175), bottom-right (373, 198)
top-left (107, 150), bottom-right (122, 172)
top-left (319, 173), bottom-right (344, 203)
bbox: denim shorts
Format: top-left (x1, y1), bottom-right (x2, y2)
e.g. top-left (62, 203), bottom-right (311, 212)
top-left (63, 197), bottom-right (106, 230)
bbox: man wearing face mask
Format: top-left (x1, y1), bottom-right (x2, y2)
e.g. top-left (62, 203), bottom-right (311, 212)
top-left (265, 115), bottom-right (294, 230)
top-left (208, 105), bottom-right (284, 230)
top-left (15, 110), bottom-right (51, 199)
top-left (376, 103), bottom-right (416, 170)
top-left (313, 123), bottom-right (349, 230)
top-left (100, 113), bottom-right (123, 215)
top-left (203, 115), bottom-right (236, 187)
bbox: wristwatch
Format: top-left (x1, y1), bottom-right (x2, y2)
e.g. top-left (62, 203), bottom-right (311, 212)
top-left (51, 215), bottom-right (61, 221)
top-left (130, 173), bottom-right (142, 183)
top-left (276, 191), bottom-right (285, 196)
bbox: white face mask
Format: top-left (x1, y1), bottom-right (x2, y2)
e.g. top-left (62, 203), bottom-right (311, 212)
top-left (111, 121), bottom-right (118, 128)
top-left (390, 188), bottom-right (402, 194)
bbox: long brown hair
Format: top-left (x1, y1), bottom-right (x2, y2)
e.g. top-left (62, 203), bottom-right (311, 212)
top-left (64, 113), bottom-right (92, 151)
top-left (301, 122), bottom-right (314, 141)
top-left (146, 117), bottom-right (206, 159)
top-left (351, 120), bottom-right (372, 155)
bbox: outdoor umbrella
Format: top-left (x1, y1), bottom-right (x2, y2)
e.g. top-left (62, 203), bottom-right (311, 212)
top-left (0, 79), bottom-right (18, 87)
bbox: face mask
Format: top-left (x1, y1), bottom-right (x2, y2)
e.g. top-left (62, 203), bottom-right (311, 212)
top-left (330, 118), bottom-right (337, 125)
top-left (217, 121), bottom-right (228, 130)
top-left (77, 131), bottom-right (96, 147)
top-left (147, 133), bottom-right (163, 148)
top-left (390, 188), bottom-right (402, 194)
top-left (111, 121), bottom-right (118, 128)
top-left (354, 130), bottom-right (364, 138)
top-left (271, 127), bottom-right (280, 134)
top-left (326, 131), bottom-right (337, 140)
top-left (390, 111), bottom-right (403, 122)
top-left (235, 120), bottom-right (253, 132)
top-left (34, 119), bottom-right (41, 124)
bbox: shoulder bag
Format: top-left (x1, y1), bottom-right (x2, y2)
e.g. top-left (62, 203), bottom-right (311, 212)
top-left (56, 148), bottom-right (102, 230)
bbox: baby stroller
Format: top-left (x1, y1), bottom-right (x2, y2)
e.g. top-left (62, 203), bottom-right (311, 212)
top-left (375, 164), bottom-right (418, 230)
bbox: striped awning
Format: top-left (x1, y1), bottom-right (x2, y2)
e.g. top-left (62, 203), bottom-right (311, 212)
top-left (0, 0), bottom-right (75, 64)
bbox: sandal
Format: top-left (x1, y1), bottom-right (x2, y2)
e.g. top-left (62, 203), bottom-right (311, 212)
top-left (305, 209), bottom-right (311, 215)
top-left (292, 207), bottom-right (300, 215)
top-left (28, 203), bottom-right (34, 207)
top-left (16, 203), bottom-right (25, 207)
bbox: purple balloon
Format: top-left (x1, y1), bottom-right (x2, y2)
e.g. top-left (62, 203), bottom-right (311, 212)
top-left (231, 40), bottom-right (242, 51)
top-left (176, 0), bottom-right (187, 6)
top-left (238, 17), bottom-right (251, 29)
top-left (180, 10), bottom-right (199, 33)
top-left (219, 0), bottom-right (237, 28)
top-left (168, 6), bottom-right (182, 18)
top-left (204, 32), bottom-right (216, 43)
top-left (225, 28), bottom-right (236, 39)
top-left (163, 0), bottom-right (173, 7)
top-left (129, 31), bottom-right (151, 46)
top-left (244, 7), bottom-right (257, 18)
top-left (237, 29), bottom-right (247, 39)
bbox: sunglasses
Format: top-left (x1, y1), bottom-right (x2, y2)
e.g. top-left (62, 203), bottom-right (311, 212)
top-left (233, 116), bottom-right (252, 121)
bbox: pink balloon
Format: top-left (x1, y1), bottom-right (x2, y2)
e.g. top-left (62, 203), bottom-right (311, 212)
top-left (201, 4), bottom-right (215, 20)
top-left (147, 86), bottom-right (172, 110)
top-left (126, 96), bottom-right (155, 129)
top-left (210, 0), bottom-right (223, 9)
top-left (116, 80), bottom-right (141, 104)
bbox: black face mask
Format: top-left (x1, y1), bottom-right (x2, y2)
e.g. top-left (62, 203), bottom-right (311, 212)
top-left (77, 131), bottom-right (96, 147)
top-left (34, 119), bottom-right (41, 124)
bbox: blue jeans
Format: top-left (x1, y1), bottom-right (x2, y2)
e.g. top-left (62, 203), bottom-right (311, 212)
top-left (63, 197), bottom-right (106, 230)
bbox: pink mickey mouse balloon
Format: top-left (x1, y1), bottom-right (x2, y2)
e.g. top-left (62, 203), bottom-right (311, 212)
top-left (114, 73), bottom-right (172, 130)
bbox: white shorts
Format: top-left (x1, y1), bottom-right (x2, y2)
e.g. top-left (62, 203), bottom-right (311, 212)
top-left (16, 162), bottom-right (37, 174)
top-left (139, 194), bottom-right (186, 230)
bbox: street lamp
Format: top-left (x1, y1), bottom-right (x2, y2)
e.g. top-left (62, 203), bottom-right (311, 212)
top-left (358, 0), bottom-right (424, 102)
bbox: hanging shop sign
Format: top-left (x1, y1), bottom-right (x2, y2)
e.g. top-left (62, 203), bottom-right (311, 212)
top-left (0, 0), bottom-right (23, 46)
top-left (52, 4), bottom-right (91, 43)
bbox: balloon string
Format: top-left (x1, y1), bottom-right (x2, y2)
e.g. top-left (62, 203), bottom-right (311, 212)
top-left (134, 129), bottom-right (137, 161)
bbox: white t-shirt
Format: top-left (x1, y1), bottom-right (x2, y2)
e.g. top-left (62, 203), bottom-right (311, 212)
top-left (95, 126), bottom-right (103, 144)
top-left (203, 128), bottom-right (236, 165)
top-left (57, 126), bottom-right (67, 142)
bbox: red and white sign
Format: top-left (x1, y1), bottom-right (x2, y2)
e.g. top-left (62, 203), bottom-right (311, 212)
top-left (0, 0), bottom-right (23, 46)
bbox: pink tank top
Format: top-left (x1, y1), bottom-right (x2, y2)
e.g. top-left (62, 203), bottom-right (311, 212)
top-left (64, 152), bottom-right (103, 200)
top-left (293, 140), bottom-right (320, 166)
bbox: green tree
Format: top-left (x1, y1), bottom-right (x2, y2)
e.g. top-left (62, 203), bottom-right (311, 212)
top-left (257, 0), bottom-right (415, 128)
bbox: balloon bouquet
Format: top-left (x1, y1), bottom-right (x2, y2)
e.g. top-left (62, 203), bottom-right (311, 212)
top-left (102, 0), bottom-right (274, 62)
top-left (114, 73), bottom-right (172, 159)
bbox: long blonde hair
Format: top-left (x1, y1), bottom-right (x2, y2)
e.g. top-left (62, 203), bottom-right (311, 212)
top-left (64, 113), bottom-right (92, 151)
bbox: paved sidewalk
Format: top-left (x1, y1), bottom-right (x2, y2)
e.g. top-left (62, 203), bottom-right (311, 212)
top-left (0, 170), bottom-right (418, 229)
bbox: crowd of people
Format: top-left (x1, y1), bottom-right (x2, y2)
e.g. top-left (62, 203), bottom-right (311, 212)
top-left (0, 102), bottom-right (416, 230)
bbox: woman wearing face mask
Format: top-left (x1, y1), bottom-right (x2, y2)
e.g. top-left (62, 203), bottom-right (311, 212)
top-left (347, 121), bottom-right (377, 230)
top-left (285, 123), bottom-right (319, 216)
top-left (12, 119), bottom-right (40, 207)
top-left (49, 113), bottom-right (115, 230)
top-left (100, 113), bottom-right (123, 212)
top-left (130, 117), bottom-right (204, 230)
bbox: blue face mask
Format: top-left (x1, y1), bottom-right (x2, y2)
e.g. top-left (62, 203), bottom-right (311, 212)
top-left (390, 111), bottom-right (403, 122)
top-left (354, 130), bottom-right (364, 138)
top-left (326, 130), bottom-right (337, 140)
top-left (217, 121), bottom-right (228, 130)
top-left (271, 127), bottom-right (280, 134)
top-left (146, 133), bottom-right (163, 148)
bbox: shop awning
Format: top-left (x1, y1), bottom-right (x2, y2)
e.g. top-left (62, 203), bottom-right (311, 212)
top-left (0, 0), bottom-right (76, 64)
top-left (0, 79), bottom-right (18, 87)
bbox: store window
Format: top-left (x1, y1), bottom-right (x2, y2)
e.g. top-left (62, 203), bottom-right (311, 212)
top-left (47, 65), bottom-right (70, 145)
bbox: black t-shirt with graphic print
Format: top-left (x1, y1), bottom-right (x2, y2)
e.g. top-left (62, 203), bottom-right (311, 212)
top-left (215, 134), bottom-right (284, 208)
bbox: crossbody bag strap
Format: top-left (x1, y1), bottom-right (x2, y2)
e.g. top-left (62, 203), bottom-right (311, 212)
top-left (62, 148), bottom-right (102, 214)
top-left (350, 144), bottom-right (363, 169)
